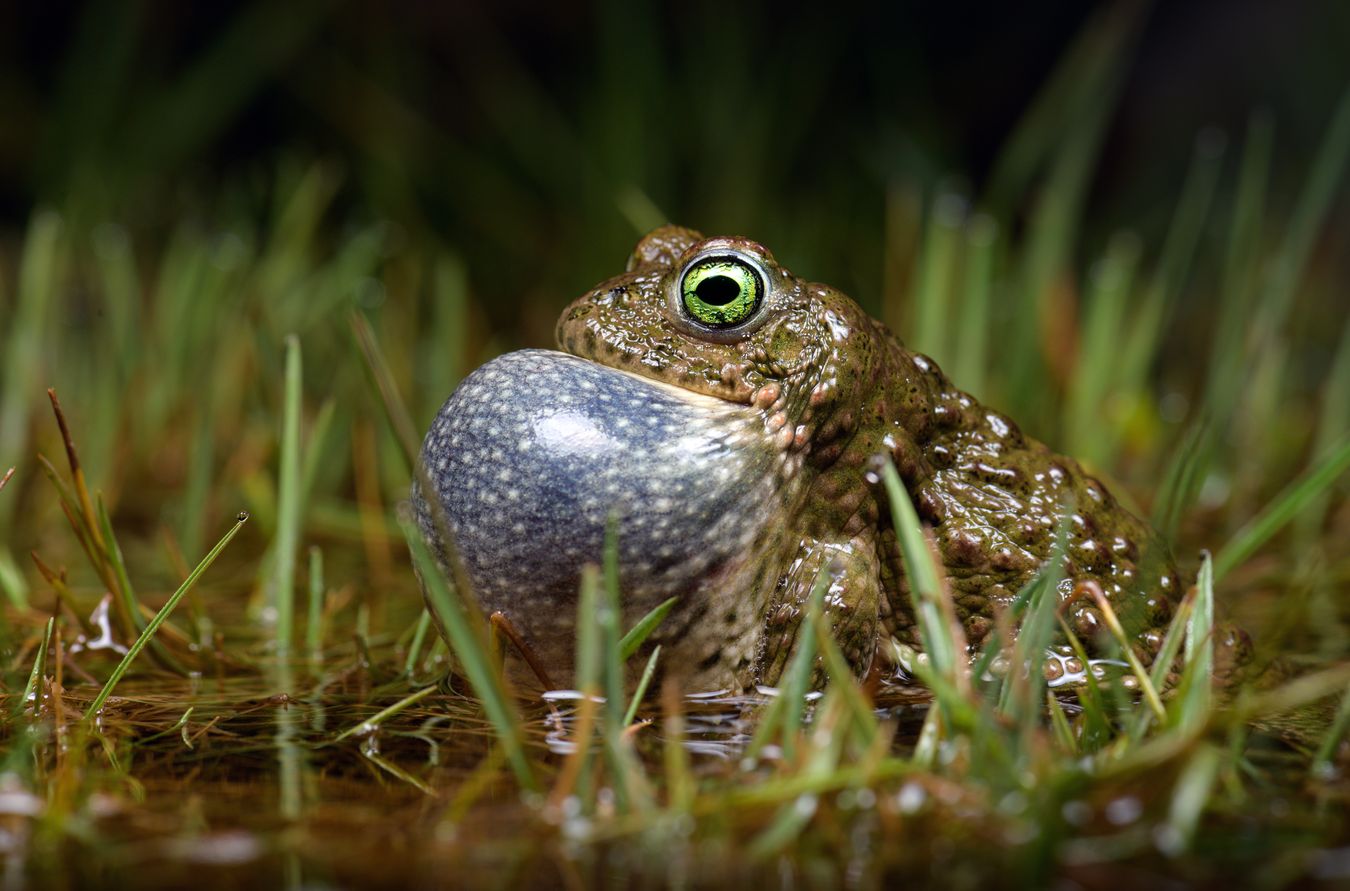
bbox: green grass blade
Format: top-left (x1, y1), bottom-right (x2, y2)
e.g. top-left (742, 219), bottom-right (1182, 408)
top-left (951, 214), bottom-right (997, 397)
top-left (575, 565), bottom-right (602, 696)
top-left (746, 573), bottom-right (828, 762)
top-left (598, 521), bottom-right (649, 812)
top-left (1087, 587), bottom-right (1167, 724)
top-left (623, 646), bottom-right (660, 727)
top-left (748, 692), bottom-right (852, 859)
top-left (781, 571), bottom-right (830, 756)
top-left (350, 311), bottom-right (422, 473)
top-left (1294, 315), bottom-right (1350, 546)
top-left (0, 211), bottom-right (62, 607)
top-left (306, 546), bottom-right (324, 666)
top-left (601, 520), bottom-right (626, 721)
top-left (1125, 587), bottom-right (1194, 740)
top-left (138, 707), bottom-right (195, 747)
top-left (1213, 435), bottom-right (1350, 581)
top-left (809, 606), bottom-right (881, 748)
top-left (419, 255), bottom-right (470, 424)
top-left (1178, 553), bottom-right (1215, 732)
top-left (1057, 622), bottom-right (1114, 753)
top-left (880, 461), bottom-right (956, 680)
top-left (911, 192), bottom-right (965, 364)
top-left (299, 397), bottom-right (339, 513)
top-left (0, 211), bottom-right (59, 515)
top-left (273, 335), bottom-right (303, 656)
top-left (619, 596), bottom-right (678, 660)
top-left (84, 512), bottom-right (248, 721)
top-left (1065, 233), bottom-right (1140, 464)
top-left (1046, 691), bottom-right (1077, 753)
top-left (1152, 417), bottom-right (1212, 545)
top-left (403, 517), bottom-right (538, 793)
top-left (1312, 687), bottom-right (1350, 780)
top-left (403, 609), bottom-right (433, 678)
top-left (661, 683), bottom-right (695, 812)
top-left (17, 617), bottom-right (55, 718)
top-left (90, 224), bottom-right (143, 383)
top-left (335, 685), bottom-right (438, 742)
top-left (996, 517), bottom-right (1068, 736)
top-left (95, 497), bottom-right (147, 634)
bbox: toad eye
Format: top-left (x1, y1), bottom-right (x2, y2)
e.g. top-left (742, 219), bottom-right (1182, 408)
top-left (679, 257), bottom-right (764, 328)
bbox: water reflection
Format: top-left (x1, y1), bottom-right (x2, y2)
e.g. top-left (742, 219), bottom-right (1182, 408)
top-left (540, 684), bottom-right (936, 761)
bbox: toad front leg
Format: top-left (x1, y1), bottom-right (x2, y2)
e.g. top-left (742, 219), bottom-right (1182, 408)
top-left (756, 530), bottom-right (883, 686)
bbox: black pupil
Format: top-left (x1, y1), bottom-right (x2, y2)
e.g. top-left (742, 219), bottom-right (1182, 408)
top-left (696, 274), bottom-right (742, 306)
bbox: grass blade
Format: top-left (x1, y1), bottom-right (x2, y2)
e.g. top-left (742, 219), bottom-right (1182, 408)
top-left (1178, 553), bottom-right (1215, 732)
top-left (1312, 687), bottom-right (1350, 780)
top-left (951, 214), bottom-right (998, 397)
top-left (273, 335), bottom-right (303, 656)
top-left (911, 192), bottom-right (965, 364)
top-left (1294, 315), bottom-right (1350, 546)
top-left (403, 609), bottom-right (433, 678)
top-left (1046, 691), bottom-right (1077, 753)
top-left (17, 617), bottom-right (55, 718)
top-left (1065, 233), bottom-right (1140, 463)
top-left (623, 646), bottom-right (660, 727)
top-left (809, 600), bottom-right (881, 748)
top-left (996, 518), bottom-right (1068, 733)
top-left (0, 211), bottom-right (61, 603)
top-left (335, 685), bottom-right (438, 742)
top-left (661, 679), bottom-right (694, 812)
top-left (403, 517), bottom-right (537, 793)
top-left (1213, 435), bottom-right (1350, 581)
top-left (780, 571), bottom-right (829, 760)
top-left (84, 512), bottom-right (248, 721)
top-left (619, 596), bottom-right (678, 660)
top-left (1152, 417), bottom-right (1212, 545)
top-left (350, 311), bottom-right (421, 473)
top-left (601, 520), bottom-right (626, 715)
top-left (569, 564), bottom-right (603, 809)
top-left (1084, 583), bottom-right (1166, 723)
top-left (306, 546), bottom-right (324, 666)
top-left (598, 520), bottom-right (650, 812)
top-left (880, 460), bottom-right (961, 684)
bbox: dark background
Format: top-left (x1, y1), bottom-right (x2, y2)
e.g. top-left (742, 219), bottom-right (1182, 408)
top-left (3, 0), bottom-right (1348, 309)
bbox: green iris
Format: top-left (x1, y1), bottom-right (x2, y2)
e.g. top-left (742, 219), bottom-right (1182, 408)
top-left (680, 258), bottom-right (763, 328)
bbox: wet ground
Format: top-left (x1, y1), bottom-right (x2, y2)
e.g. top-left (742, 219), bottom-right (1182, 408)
top-left (6, 649), bottom-right (1346, 891)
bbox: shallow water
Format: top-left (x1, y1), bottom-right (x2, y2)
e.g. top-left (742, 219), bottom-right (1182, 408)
top-left (7, 654), bottom-right (1342, 891)
top-left (2, 556), bottom-right (1346, 891)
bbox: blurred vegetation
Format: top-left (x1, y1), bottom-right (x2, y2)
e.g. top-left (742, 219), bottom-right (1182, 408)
top-left (0, 0), bottom-right (1347, 887)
